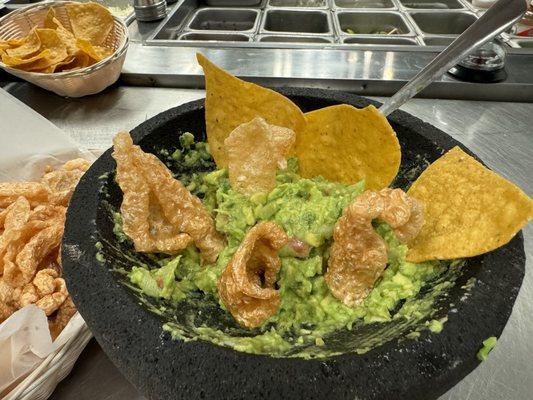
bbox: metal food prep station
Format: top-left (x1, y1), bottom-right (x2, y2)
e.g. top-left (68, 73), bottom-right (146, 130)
top-left (121, 0), bottom-right (533, 101)
top-left (1, 0), bottom-right (532, 399)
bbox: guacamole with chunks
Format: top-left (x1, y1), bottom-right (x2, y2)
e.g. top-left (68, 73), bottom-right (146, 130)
top-left (111, 133), bottom-right (462, 357)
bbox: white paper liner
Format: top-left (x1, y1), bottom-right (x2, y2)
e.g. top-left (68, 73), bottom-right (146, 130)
top-left (0, 88), bottom-right (97, 399)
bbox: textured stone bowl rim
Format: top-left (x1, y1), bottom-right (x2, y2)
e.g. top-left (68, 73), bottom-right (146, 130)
top-left (63, 88), bottom-right (525, 400)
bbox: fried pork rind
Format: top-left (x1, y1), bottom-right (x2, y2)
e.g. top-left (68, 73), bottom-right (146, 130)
top-left (225, 117), bottom-right (296, 195)
top-left (0, 197), bottom-right (31, 274)
top-left (41, 158), bottom-right (90, 206)
top-left (16, 269), bottom-right (68, 316)
top-left (0, 158), bottom-right (87, 332)
top-left (379, 188), bottom-right (425, 244)
top-left (0, 158), bottom-right (88, 208)
top-left (2, 205), bottom-right (65, 288)
top-left (218, 222), bottom-right (289, 328)
top-left (113, 132), bottom-right (191, 254)
top-left (197, 53), bottom-right (306, 168)
top-left (0, 279), bottom-right (16, 323)
top-left (325, 189), bottom-right (423, 307)
top-left (112, 132), bottom-right (225, 263)
top-left (49, 295), bottom-right (77, 339)
top-left (406, 146), bottom-right (533, 262)
top-left (0, 182), bottom-right (49, 208)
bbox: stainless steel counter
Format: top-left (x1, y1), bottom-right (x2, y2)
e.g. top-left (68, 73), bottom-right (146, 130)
top-left (117, 0), bottom-right (533, 101)
top-left (2, 82), bottom-right (531, 400)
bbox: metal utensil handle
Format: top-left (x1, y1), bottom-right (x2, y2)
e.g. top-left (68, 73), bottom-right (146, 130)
top-left (379, 0), bottom-right (528, 117)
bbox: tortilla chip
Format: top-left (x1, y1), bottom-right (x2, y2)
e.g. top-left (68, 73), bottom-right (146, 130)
top-left (197, 53), bottom-right (306, 167)
top-left (4, 28), bottom-right (41, 59)
top-left (1, 49), bottom-right (51, 67)
top-left (406, 146), bottom-right (533, 262)
top-left (0, 38), bottom-right (24, 50)
top-left (76, 38), bottom-right (112, 62)
top-left (56, 52), bottom-right (91, 72)
top-left (44, 8), bottom-right (79, 55)
top-left (29, 29), bottom-right (68, 70)
top-left (43, 7), bottom-right (58, 29)
top-left (294, 104), bottom-right (400, 189)
top-left (94, 45), bottom-right (114, 59)
top-left (41, 56), bottom-right (75, 73)
top-left (2, 49), bottom-right (65, 73)
top-left (65, 2), bottom-right (113, 46)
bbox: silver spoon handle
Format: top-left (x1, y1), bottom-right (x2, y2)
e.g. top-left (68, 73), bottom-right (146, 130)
top-left (379, 0), bottom-right (528, 117)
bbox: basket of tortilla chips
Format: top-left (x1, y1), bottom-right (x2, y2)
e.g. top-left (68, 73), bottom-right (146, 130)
top-left (0, 1), bottom-right (128, 97)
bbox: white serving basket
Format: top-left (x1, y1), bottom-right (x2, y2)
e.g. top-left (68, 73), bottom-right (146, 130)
top-left (0, 1), bottom-right (129, 97)
top-left (0, 89), bottom-right (97, 400)
top-left (4, 317), bottom-right (93, 400)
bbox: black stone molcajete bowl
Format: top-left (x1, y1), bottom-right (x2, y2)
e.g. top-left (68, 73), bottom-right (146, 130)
top-left (63, 88), bottom-right (525, 400)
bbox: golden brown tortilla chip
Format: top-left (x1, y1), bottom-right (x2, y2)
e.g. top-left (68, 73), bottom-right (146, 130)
top-left (44, 8), bottom-right (78, 55)
top-left (1, 49), bottom-right (51, 67)
top-left (0, 38), bottom-right (24, 50)
top-left (41, 56), bottom-right (76, 73)
top-left (33, 29), bottom-right (68, 65)
top-left (295, 104), bottom-right (401, 189)
top-left (4, 28), bottom-right (41, 59)
top-left (76, 38), bottom-right (112, 62)
top-left (197, 53), bottom-right (306, 167)
top-left (406, 146), bottom-right (533, 262)
top-left (65, 2), bottom-right (113, 46)
top-left (43, 7), bottom-right (58, 29)
top-left (56, 52), bottom-right (91, 72)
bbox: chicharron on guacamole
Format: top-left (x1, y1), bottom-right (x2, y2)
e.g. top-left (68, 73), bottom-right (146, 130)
top-left (104, 133), bottom-right (464, 358)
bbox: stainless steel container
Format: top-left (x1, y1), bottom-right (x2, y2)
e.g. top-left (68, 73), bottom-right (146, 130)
top-left (261, 9), bottom-right (333, 34)
top-left (333, 0), bottom-right (396, 9)
top-left (187, 8), bottom-right (259, 32)
top-left (342, 36), bottom-right (419, 44)
top-left (178, 32), bottom-right (251, 41)
top-left (268, 0), bottom-right (327, 7)
top-left (335, 11), bottom-right (415, 36)
top-left (258, 34), bottom-right (334, 43)
top-left (206, 0), bottom-right (261, 5)
top-left (398, 0), bottom-right (465, 9)
top-left (134, 0), bottom-right (167, 21)
top-left (408, 11), bottom-right (477, 35)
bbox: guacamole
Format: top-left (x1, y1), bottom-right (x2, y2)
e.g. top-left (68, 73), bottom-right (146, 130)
top-left (109, 133), bottom-right (463, 358)
top-left (477, 336), bottom-right (497, 361)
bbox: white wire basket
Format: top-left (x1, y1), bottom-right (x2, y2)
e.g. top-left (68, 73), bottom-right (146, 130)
top-left (3, 314), bottom-right (93, 400)
top-left (0, 1), bottom-right (129, 97)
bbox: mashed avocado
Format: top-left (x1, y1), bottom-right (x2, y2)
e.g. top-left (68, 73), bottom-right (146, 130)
top-left (114, 133), bottom-right (461, 357)
top-left (477, 336), bottom-right (497, 361)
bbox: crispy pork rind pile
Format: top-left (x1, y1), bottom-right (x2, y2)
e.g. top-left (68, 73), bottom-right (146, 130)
top-left (112, 132), bottom-right (225, 264)
top-left (0, 158), bottom-right (89, 337)
top-left (325, 189), bottom-right (424, 307)
top-left (218, 222), bottom-right (289, 328)
top-left (225, 117), bottom-right (295, 195)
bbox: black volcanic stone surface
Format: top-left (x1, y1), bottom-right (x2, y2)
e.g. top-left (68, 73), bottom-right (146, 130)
top-left (62, 88), bottom-right (525, 400)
